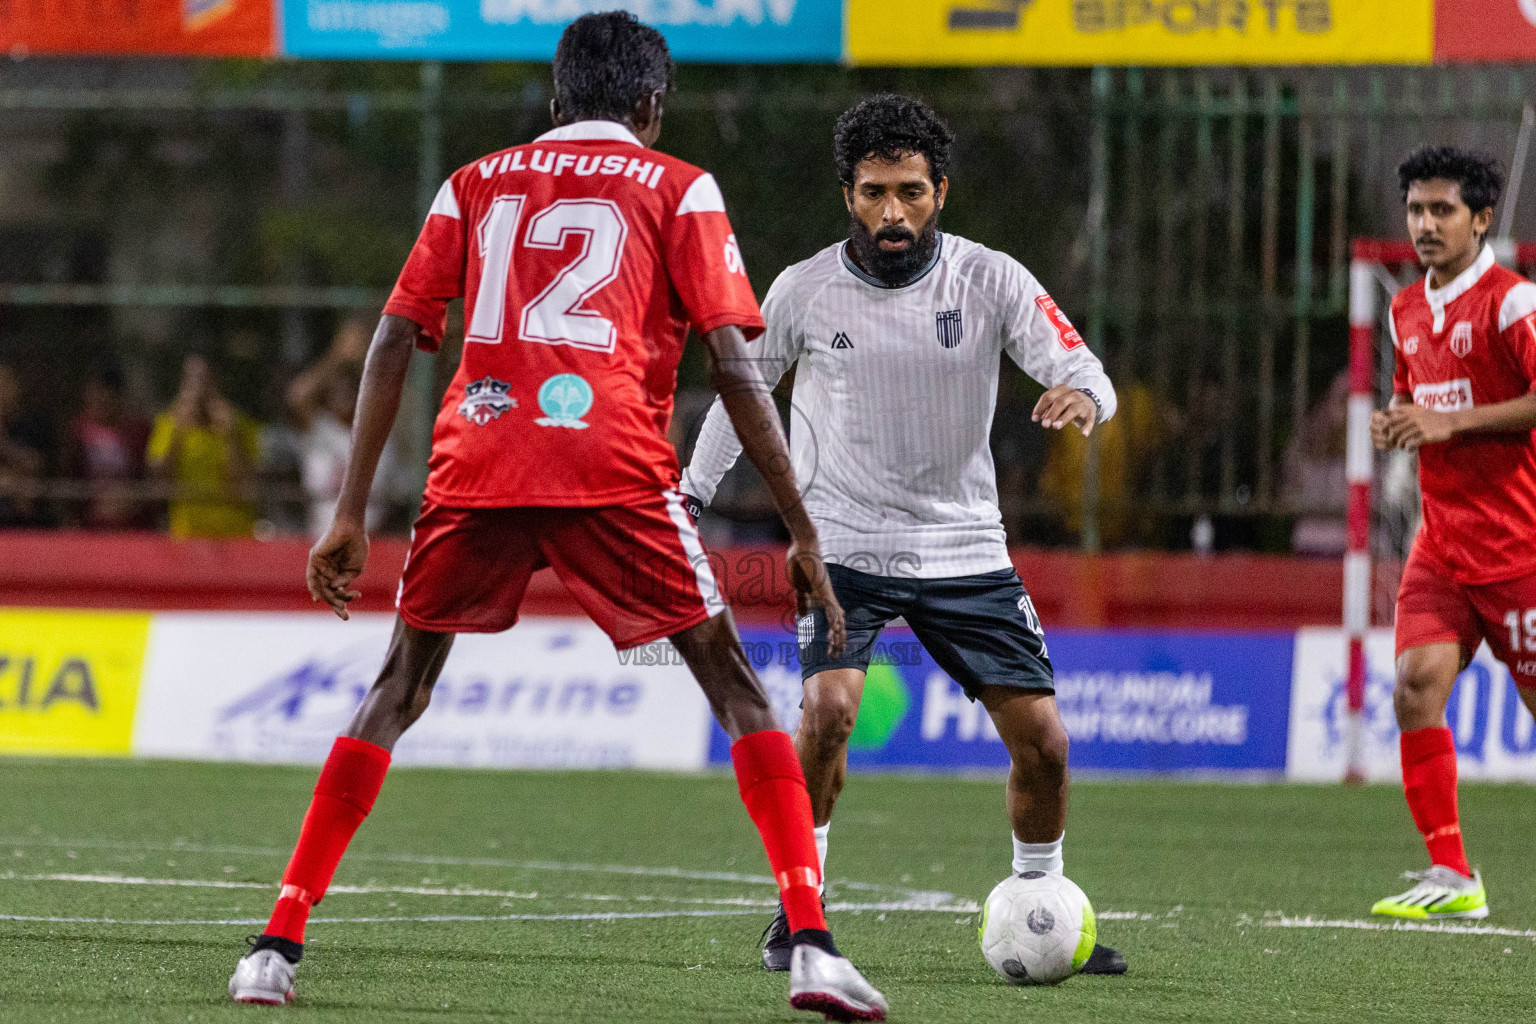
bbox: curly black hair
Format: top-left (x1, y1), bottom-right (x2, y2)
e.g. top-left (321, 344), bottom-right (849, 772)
top-left (1398, 146), bottom-right (1505, 215)
top-left (552, 12), bottom-right (674, 125)
top-left (833, 93), bottom-right (955, 187)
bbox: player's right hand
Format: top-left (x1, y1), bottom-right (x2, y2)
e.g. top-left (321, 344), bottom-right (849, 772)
top-left (307, 519), bottom-right (369, 620)
top-left (1370, 409), bottom-right (1395, 450)
top-left (786, 542), bottom-right (846, 659)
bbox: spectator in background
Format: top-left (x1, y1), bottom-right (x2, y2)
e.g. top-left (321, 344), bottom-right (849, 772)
top-left (1282, 370), bottom-right (1350, 557)
top-left (288, 320), bottom-right (398, 539)
top-left (0, 363), bottom-right (47, 527)
top-left (63, 365), bottom-right (151, 529)
top-left (147, 354), bottom-right (260, 540)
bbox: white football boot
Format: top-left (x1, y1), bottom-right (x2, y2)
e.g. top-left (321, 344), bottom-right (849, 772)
top-left (788, 943), bottom-right (888, 1022)
top-left (229, 947), bottom-right (297, 1005)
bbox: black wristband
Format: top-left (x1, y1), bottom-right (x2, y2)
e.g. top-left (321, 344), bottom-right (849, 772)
top-left (681, 493), bottom-right (704, 521)
top-left (1076, 387), bottom-right (1104, 422)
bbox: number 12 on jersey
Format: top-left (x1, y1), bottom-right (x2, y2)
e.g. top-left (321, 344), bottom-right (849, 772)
top-left (466, 195), bottom-right (630, 353)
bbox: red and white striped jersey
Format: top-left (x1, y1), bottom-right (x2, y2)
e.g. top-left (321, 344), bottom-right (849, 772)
top-left (384, 119), bottom-right (764, 508)
top-left (1390, 245), bottom-right (1536, 584)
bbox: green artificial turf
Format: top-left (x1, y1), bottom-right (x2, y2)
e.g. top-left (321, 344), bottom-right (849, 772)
top-left (0, 758), bottom-right (1531, 1023)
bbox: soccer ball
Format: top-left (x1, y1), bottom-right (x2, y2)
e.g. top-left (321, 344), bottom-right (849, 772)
top-left (978, 870), bottom-right (1096, 985)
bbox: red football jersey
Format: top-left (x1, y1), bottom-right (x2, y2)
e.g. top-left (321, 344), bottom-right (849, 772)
top-left (1390, 245), bottom-right (1536, 584)
top-left (384, 120), bottom-right (764, 507)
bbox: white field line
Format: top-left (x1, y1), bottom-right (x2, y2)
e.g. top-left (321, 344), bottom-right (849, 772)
top-left (0, 837), bottom-right (939, 901)
top-left (1266, 915), bottom-right (1536, 941)
top-left (0, 871), bottom-right (980, 915)
top-left (4, 873), bottom-right (542, 900)
top-left (0, 909), bottom-right (770, 927)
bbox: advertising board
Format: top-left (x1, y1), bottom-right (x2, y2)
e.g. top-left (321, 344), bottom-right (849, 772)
top-left (0, 609), bottom-right (151, 756)
top-left (1288, 628), bottom-right (1536, 782)
top-left (1434, 0), bottom-right (1536, 63)
top-left (0, 0), bottom-right (274, 56)
top-left (847, 0), bottom-right (1433, 66)
top-left (133, 613), bottom-right (712, 770)
top-left (707, 626), bottom-right (1295, 774)
top-left (282, 0), bottom-right (842, 62)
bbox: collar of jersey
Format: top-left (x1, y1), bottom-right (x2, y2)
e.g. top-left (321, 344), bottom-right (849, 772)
top-left (533, 120), bottom-right (644, 147)
top-left (1425, 243), bottom-right (1495, 318)
top-left (839, 234), bottom-right (944, 290)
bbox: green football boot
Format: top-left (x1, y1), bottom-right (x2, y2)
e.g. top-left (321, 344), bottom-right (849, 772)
top-left (1371, 866), bottom-right (1488, 920)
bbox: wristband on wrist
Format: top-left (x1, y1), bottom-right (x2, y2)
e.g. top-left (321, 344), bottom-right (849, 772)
top-left (1076, 387), bottom-right (1103, 423)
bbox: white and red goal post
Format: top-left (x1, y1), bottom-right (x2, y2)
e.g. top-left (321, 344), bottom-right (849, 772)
top-left (1343, 239), bottom-right (1536, 782)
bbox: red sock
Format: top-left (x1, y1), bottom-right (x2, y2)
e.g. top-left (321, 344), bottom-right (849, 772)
top-left (1400, 727), bottom-right (1471, 877)
top-left (264, 737), bottom-right (391, 944)
top-left (731, 730), bottom-right (827, 934)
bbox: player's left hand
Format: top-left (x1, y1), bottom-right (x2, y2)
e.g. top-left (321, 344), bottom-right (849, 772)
top-left (1032, 386), bottom-right (1098, 437)
top-left (1382, 403), bottom-right (1457, 450)
top-left (307, 519), bottom-right (369, 620)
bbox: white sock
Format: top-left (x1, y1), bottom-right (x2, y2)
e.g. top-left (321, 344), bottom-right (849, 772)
top-left (814, 823), bottom-right (830, 892)
top-left (1012, 831), bottom-right (1064, 875)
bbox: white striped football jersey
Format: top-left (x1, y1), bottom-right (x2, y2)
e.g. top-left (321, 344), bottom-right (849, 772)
top-left (680, 233), bottom-right (1117, 578)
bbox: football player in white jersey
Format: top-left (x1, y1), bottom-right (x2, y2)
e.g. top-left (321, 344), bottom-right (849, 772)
top-left (680, 94), bottom-right (1125, 975)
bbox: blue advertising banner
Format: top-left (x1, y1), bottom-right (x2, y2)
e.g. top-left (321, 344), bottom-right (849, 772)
top-left (708, 627), bottom-right (1296, 774)
top-left (282, 0), bottom-right (842, 62)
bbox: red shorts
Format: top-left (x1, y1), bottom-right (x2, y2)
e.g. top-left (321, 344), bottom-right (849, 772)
top-left (396, 488), bottom-right (725, 649)
top-left (1396, 540), bottom-right (1536, 687)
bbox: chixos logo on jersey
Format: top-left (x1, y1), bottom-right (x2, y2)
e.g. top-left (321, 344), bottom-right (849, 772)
top-left (1414, 378), bottom-right (1475, 412)
top-left (457, 376), bottom-right (517, 425)
top-left (1451, 321), bottom-right (1475, 358)
top-left (536, 373), bottom-right (594, 429)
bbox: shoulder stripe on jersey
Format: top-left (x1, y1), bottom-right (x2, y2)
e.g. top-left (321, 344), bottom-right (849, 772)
top-left (1500, 281), bottom-right (1536, 333)
top-left (676, 173), bottom-right (727, 216)
top-left (428, 179), bottom-right (460, 220)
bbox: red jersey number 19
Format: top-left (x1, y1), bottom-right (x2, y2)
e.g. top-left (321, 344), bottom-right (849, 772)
top-left (466, 195), bottom-right (629, 353)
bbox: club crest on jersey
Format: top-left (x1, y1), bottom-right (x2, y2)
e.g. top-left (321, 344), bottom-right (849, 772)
top-left (457, 376), bottom-right (516, 426)
top-left (1450, 321), bottom-right (1474, 358)
top-left (936, 309), bottom-right (963, 348)
top-left (831, 331), bottom-right (854, 350)
top-left (535, 373), bottom-right (594, 430)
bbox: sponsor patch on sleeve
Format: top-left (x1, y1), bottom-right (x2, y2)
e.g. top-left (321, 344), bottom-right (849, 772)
top-left (1035, 294), bottom-right (1085, 351)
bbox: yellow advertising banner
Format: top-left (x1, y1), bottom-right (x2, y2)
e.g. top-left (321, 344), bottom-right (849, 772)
top-left (847, 0), bottom-right (1433, 66)
top-left (0, 609), bottom-right (151, 756)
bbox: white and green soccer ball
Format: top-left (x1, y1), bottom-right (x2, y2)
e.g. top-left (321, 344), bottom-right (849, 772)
top-left (978, 870), bottom-right (1097, 985)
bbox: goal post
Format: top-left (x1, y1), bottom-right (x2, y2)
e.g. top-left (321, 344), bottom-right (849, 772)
top-left (1343, 239), bottom-right (1536, 783)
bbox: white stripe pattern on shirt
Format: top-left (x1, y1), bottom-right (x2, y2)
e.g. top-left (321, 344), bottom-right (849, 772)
top-left (680, 234), bottom-right (1117, 579)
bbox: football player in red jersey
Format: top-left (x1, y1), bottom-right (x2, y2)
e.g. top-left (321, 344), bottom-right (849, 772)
top-left (228, 14), bottom-right (886, 1021)
top-left (1370, 147), bottom-right (1536, 921)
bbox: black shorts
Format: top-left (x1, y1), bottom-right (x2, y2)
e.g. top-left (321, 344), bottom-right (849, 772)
top-left (798, 563), bottom-right (1054, 699)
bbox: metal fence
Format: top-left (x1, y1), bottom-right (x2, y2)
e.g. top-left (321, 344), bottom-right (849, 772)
top-left (1, 60), bottom-right (1532, 549)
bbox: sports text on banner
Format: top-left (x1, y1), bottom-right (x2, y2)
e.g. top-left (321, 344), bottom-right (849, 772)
top-left (847, 0), bottom-right (1432, 66)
